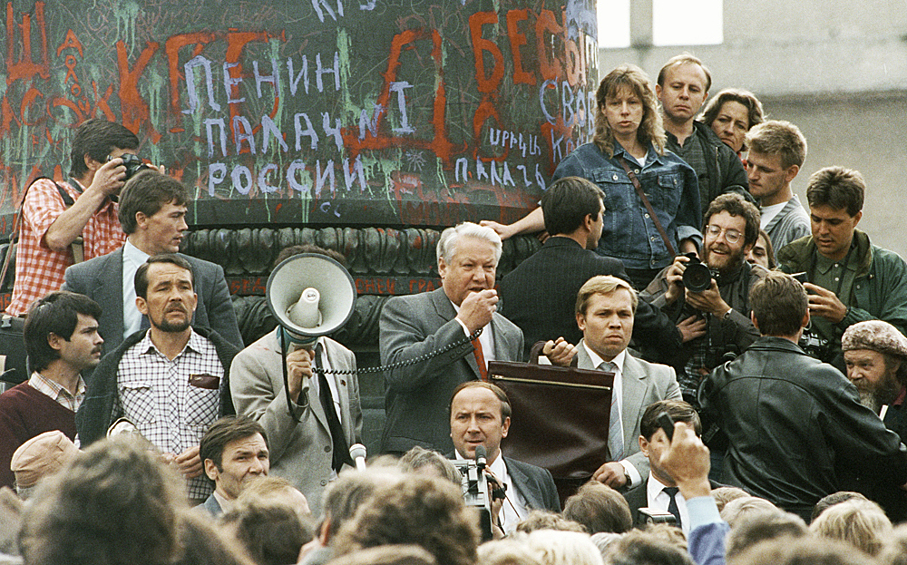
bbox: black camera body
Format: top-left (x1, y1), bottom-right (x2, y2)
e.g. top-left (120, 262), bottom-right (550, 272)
top-left (637, 507), bottom-right (677, 526)
top-left (682, 252), bottom-right (720, 292)
top-left (452, 458), bottom-right (494, 540)
top-left (108, 153), bottom-right (147, 182)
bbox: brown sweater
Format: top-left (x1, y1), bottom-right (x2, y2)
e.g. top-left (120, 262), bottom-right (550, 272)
top-left (0, 381), bottom-right (77, 489)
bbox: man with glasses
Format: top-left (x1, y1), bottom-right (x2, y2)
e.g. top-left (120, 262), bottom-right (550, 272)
top-left (642, 193), bottom-right (767, 406)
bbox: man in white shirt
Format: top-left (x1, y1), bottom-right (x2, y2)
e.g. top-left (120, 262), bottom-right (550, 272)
top-left (574, 275), bottom-right (682, 490)
top-left (622, 399), bottom-right (713, 534)
top-left (449, 381), bottom-right (559, 533)
top-left (744, 120), bottom-right (810, 252)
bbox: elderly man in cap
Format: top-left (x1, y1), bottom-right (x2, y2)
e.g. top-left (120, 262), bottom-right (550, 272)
top-left (842, 319), bottom-right (907, 521)
top-left (842, 321), bottom-right (907, 440)
top-left (10, 430), bottom-right (78, 499)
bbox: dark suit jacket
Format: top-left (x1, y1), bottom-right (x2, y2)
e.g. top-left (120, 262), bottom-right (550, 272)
top-left (63, 247), bottom-right (244, 353)
top-left (379, 288), bottom-right (523, 454)
top-left (622, 478), bottom-right (723, 526)
top-left (506, 456), bottom-right (561, 512)
top-left (498, 237), bottom-right (682, 361)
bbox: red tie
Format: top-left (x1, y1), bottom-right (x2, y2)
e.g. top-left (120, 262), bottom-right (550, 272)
top-left (472, 338), bottom-right (488, 381)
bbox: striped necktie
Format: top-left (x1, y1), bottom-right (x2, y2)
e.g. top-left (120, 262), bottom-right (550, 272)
top-left (600, 361), bottom-right (623, 461)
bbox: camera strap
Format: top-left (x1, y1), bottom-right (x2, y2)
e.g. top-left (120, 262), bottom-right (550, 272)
top-left (619, 157), bottom-right (676, 257)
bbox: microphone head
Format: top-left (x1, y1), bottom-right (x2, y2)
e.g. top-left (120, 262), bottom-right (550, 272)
top-left (349, 443), bottom-right (367, 460)
top-left (474, 445), bottom-right (487, 461)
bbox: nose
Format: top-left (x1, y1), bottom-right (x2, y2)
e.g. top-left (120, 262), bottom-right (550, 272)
top-left (679, 86), bottom-right (690, 99)
top-left (178, 217), bottom-right (188, 231)
top-left (747, 166), bottom-right (758, 182)
top-left (249, 457), bottom-right (265, 474)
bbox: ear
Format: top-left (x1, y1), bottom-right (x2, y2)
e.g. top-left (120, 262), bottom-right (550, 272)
top-left (501, 416), bottom-right (511, 439)
top-left (785, 164), bottom-right (800, 184)
top-left (655, 83), bottom-right (663, 98)
top-left (853, 210), bottom-right (863, 228)
top-left (84, 153), bottom-right (102, 172)
top-left (319, 518), bottom-right (332, 544)
top-left (576, 312), bottom-right (586, 332)
top-left (801, 310), bottom-right (810, 329)
top-left (204, 458), bottom-right (218, 481)
top-left (638, 435), bottom-right (649, 457)
top-left (134, 211), bottom-right (148, 230)
top-left (438, 256), bottom-right (448, 279)
top-left (47, 332), bottom-right (64, 352)
top-left (750, 311), bottom-right (759, 332)
top-left (136, 296), bottom-right (149, 316)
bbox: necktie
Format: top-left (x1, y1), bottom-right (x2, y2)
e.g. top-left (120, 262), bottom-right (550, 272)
top-left (663, 486), bottom-right (682, 527)
top-left (600, 361), bottom-right (623, 461)
top-left (472, 337), bottom-right (488, 381)
top-left (314, 343), bottom-right (351, 471)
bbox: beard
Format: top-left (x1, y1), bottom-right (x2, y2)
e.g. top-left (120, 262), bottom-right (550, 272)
top-left (857, 374), bottom-right (903, 412)
top-left (704, 244), bottom-right (745, 274)
top-left (155, 307), bottom-right (191, 333)
top-left (857, 387), bottom-right (882, 413)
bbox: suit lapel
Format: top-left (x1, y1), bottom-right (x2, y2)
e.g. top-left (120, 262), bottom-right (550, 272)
top-left (99, 248), bottom-right (126, 341)
top-left (323, 340), bottom-right (354, 445)
top-left (620, 355), bottom-right (648, 449)
top-left (575, 341), bottom-right (595, 370)
top-left (504, 457), bottom-right (541, 510)
top-left (430, 289), bottom-right (481, 379)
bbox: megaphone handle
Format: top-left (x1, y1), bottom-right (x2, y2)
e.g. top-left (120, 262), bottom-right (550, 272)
top-left (279, 329), bottom-right (306, 422)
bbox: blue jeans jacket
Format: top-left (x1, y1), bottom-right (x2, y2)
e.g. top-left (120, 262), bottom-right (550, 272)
top-left (553, 142), bottom-right (701, 271)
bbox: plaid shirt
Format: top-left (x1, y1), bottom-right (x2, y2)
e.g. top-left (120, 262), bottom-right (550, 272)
top-left (7, 178), bottom-right (125, 316)
top-left (28, 371), bottom-right (85, 412)
top-left (113, 330), bottom-right (223, 500)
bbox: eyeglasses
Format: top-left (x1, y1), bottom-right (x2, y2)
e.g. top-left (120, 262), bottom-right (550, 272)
top-left (705, 225), bottom-right (742, 244)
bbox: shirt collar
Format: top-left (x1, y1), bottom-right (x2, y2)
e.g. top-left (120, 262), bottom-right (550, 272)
top-left (28, 371), bottom-right (85, 400)
top-left (138, 328), bottom-right (202, 359)
top-left (614, 141), bottom-right (660, 167)
top-left (582, 342), bottom-right (626, 373)
top-left (123, 239), bottom-right (150, 264)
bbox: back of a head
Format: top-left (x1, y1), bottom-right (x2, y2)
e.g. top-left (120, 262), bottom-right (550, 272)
top-left (399, 446), bottom-right (462, 485)
top-left (725, 510), bottom-right (808, 560)
top-left (720, 497), bottom-right (783, 527)
top-left (332, 475), bottom-right (479, 565)
top-left (19, 437), bottom-right (184, 565)
top-left (809, 498), bottom-right (892, 557)
top-left (327, 545), bottom-right (438, 565)
top-left (321, 468), bottom-right (403, 539)
top-left (515, 510), bottom-right (586, 534)
top-left (749, 272), bottom-right (808, 338)
top-left (563, 481), bottom-right (633, 534)
top-left (540, 176), bottom-right (603, 236)
top-left (710, 487), bottom-right (750, 513)
top-left (173, 510), bottom-right (257, 565)
top-left (603, 529), bottom-right (694, 565)
top-left (878, 523), bottom-right (907, 565)
top-left (526, 530), bottom-right (604, 565)
top-left (477, 539), bottom-right (544, 565)
top-left (222, 500), bottom-right (308, 565)
top-left (729, 536), bottom-right (876, 565)
top-left (810, 491), bottom-right (868, 523)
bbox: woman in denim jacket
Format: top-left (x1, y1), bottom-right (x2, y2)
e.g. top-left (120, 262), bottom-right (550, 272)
top-left (485, 65), bottom-right (701, 290)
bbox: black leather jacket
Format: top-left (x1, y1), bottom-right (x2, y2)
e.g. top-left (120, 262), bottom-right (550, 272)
top-left (700, 336), bottom-right (907, 518)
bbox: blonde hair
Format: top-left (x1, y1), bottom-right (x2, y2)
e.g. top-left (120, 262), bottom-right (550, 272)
top-left (809, 499), bottom-right (892, 557)
top-left (575, 275), bottom-right (638, 315)
top-left (593, 65), bottom-right (665, 157)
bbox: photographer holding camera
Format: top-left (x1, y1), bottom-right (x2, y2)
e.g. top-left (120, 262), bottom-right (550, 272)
top-left (642, 193), bottom-right (767, 407)
top-left (6, 119), bottom-right (152, 316)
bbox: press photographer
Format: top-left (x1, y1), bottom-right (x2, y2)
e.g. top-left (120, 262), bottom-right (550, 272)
top-left (642, 193), bottom-right (767, 407)
top-left (448, 381), bottom-right (559, 536)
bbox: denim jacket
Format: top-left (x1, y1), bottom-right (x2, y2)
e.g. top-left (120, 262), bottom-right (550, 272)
top-left (552, 142), bottom-right (701, 271)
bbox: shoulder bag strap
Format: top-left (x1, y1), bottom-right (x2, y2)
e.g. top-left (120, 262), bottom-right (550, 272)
top-left (619, 157), bottom-right (677, 257)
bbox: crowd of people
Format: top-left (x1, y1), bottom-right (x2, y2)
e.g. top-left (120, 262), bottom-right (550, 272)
top-left (0, 51), bottom-right (906, 565)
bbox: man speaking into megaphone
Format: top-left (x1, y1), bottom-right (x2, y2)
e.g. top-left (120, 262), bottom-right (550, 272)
top-left (230, 245), bottom-right (362, 517)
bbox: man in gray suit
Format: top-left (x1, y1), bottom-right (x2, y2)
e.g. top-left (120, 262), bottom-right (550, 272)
top-left (230, 246), bottom-right (361, 517)
top-left (574, 275), bottom-right (681, 490)
top-left (380, 222), bottom-right (523, 455)
top-left (63, 170), bottom-right (242, 352)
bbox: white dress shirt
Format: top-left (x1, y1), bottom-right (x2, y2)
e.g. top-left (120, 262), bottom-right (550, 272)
top-left (581, 343), bottom-right (642, 486)
top-left (646, 473), bottom-right (690, 535)
top-left (122, 240), bottom-right (150, 338)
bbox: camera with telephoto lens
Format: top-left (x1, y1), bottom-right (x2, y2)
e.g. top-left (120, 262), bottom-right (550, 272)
top-left (107, 153), bottom-right (148, 182)
top-left (682, 252), bottom-right (719, 292)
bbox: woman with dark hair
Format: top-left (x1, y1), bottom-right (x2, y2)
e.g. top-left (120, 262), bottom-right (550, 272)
top-left (698, 88), bottom-right (765, 159)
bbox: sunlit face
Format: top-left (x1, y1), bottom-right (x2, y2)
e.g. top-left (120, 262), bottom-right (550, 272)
top-left (136, 262), bottom-right (198, 333)
top-left (439, 236), bottom-right (497, 306)
top-left (746, 151), bottom-right (797, 205)
top-left (844, 349), bottom-right (902, 408)
top-left (710, 101), bottom-right (751, 153)
top-left (810, 205), bottom-right (862, 262)
top-left (54, 313), bottom-right (104, 371)
top-left (656, 63), bottom-right (709, 123)
top-left (139, 200), bottom-right (188, 255)
top-left (576, 289), bottom-right (635, 362)
top-left (450, 386), bottom-right (510, 463)
top-left (746, 233), bottom-right (772, 270)
top-left (603, 86), bottom-right (643, 139)
top-left (702, 211), bottom-right (751, 274)
top-left (205, 433), bottom-right (270, 500)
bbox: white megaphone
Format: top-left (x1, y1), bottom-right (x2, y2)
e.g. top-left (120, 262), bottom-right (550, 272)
top-left (266, 253), bottom-right (357, 348)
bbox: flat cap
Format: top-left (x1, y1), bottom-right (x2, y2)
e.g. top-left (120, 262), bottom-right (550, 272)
top-left (841, 320), bottom-right (907, 359)
top-left (10, 430), bottom-right (78, 488)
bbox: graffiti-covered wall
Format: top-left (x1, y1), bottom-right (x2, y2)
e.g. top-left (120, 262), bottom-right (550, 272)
top-left (0, 0), bottom-right (598, 231)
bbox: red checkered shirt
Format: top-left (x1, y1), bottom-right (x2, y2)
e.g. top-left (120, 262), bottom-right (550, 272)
top-left (6, 178), bottom-right (125, 316)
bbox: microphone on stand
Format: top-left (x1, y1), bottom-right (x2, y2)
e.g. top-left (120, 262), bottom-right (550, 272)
top-left (474, 445), bottom-right (487, 470)
top-left (349, 443), bottom-right (368, 471)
